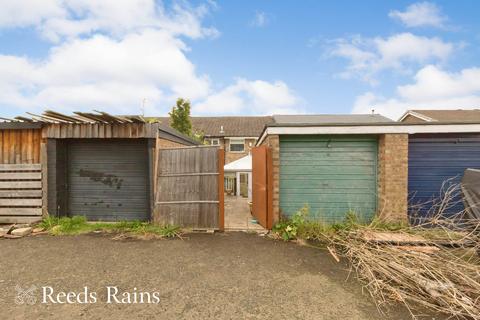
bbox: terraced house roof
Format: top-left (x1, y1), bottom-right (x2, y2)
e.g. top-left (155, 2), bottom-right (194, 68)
top-left (400, 109), bottom-right (480, 123)
top-left (158, 116), bottom-right (273, 137)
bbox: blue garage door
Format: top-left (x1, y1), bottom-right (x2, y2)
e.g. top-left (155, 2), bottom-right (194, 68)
top-left (408, 134), bottom-right (480, 223)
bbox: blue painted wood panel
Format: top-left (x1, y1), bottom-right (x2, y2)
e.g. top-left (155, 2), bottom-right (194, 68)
top-left (279, 135), bottom-right (378, 223)
top-left (408, 134), bottom-right (480, 223)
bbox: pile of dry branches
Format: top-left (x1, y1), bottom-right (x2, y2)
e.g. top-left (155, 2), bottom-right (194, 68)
top-left (327, 228), bottom-right (479, 319)
top-left (324, 182), bottom-right (480, 319)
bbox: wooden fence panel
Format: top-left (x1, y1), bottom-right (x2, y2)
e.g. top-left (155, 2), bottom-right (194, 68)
top-left (0, 163), bottom-right (43, 223)
top-left (154, 146), bottom-right (223, 229)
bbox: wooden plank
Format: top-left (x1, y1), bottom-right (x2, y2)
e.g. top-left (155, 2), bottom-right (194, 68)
top-left (8, 130), bottom-right (14, 163)
top-left (26, 129), bottom-right (33, 163)
top-left (0, 164), bottom-right (41, 171)
top-left (0, 190), bottom-right (42, 197)
top-left (218, 148), bottom-right (224, 231)
top-left (154, 133), bottom-right (159, 201)
top-left (13, 129), bottom-right (20, 163)
top-left (0, 130), bottom-right (3, 164)
top-left (0, 172), bottom-right (42, 180)
top-left (0, 199), bottom-right (42, 206)
top-left (0, 216), bottom-right (42, 224)
top-left (32, 129), bottom-right (41, 163)
top-left (0, 208), bottom-right (42, 216)
top-left (158, 172), bottom-right (219, 177)
top-left (156, 200), bottom-right (219, 204)
top-left (267, 146), bottom-right (274, 229)
top-left (4, 130), bottom-right (10, 163)
top-left (0, 181), bottom-right (42, 189)
top-left (21, 130), bottom-right (27, 163)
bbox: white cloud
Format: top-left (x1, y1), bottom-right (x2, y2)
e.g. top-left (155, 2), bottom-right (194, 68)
top-left (0, 0), bottom-right (219, 42)
top-left (329, 33), bottom-right (455, 84)
top-left (0, 0), bottom-right (63, 28)
top-left (352, 65), bottom-right (480, 119)
top-left (389, 2), bottom-right (447, 28)
top-left (250, 11), bottom-right (268, 28)
top-left (194, 79), bottom-right (300, 115)
top-left (0, 29), bottom-right (211, 114)
top-left (0, 1), bottom-right (299, 116)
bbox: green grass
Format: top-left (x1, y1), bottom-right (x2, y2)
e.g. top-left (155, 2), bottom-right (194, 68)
top-left (40, 215), bottom-right (181, 238)
top-left (272, 206), bottom-right (469, 245)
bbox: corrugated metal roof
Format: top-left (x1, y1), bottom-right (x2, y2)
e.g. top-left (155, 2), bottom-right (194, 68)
top-left (272, 114), bottom-right (394, 125)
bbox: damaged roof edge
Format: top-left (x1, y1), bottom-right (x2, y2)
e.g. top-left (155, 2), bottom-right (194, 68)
top-left (0, 122), bottom-right (43, 129)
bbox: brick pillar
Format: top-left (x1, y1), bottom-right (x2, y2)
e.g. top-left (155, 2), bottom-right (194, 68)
top-left (262, 135), bottom-right (280, 224)
top-left (377, 134), bottom-right (409, 222)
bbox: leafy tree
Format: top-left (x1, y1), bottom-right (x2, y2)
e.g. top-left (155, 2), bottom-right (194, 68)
top-left (169, 98), bottom-right (193, 136)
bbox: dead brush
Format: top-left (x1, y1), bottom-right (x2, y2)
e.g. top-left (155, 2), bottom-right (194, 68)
top-left (319, 181), bottom-right (480, 319)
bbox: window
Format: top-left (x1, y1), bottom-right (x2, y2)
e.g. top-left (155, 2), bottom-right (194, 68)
top-left (229, 139), bottom-right (245, 152)
top-left (209, 139), bottom-right (220, 146)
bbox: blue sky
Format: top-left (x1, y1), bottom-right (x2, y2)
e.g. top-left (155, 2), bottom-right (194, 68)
top-left (0, 1), bottom-right (479, 119)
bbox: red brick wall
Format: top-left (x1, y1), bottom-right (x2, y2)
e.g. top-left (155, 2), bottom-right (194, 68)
top-left (377, 134), bottom-right (409, 222)
top-left (224, 138), bottom-right (256, 164)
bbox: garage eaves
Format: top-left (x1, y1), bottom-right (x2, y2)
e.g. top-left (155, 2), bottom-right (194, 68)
top-left (256, 121), bottom-right (480, 146)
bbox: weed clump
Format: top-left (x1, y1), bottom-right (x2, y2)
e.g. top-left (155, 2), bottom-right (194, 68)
top-left (40, 215), bottom-right (181, 238)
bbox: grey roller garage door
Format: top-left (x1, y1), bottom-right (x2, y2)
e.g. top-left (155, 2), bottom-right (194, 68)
top-left (68, 139), bottom-right (150, 221)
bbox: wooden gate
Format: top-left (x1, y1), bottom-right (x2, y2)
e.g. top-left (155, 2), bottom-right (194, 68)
top-left (252, 145), bottom-right (273, 229)
top-left (154, 146), bottom-right (224, 230)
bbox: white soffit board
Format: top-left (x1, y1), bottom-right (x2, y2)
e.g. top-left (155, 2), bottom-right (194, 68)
top-left (257, 124), bottom-right (480, 145)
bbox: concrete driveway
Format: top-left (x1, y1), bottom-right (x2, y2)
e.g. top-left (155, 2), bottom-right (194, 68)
top-left (0, 232), bottom-right (412, 320)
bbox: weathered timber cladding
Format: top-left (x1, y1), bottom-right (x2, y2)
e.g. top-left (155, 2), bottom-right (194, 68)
top-left (0, 163), bottom-right (43, 223)
top-left (154, 146), bottom-right (221, 229)
top-left (43, 123), bottom-right (160, 139)
top-left (0, 129), bottom-right (42, 164)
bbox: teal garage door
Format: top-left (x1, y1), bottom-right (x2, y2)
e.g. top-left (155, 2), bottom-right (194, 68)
top-left (280, 135), bottom-right (378, 223)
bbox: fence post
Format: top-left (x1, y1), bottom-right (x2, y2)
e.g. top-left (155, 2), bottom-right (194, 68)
top-left (218, 148), bottom-right (225, 231)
